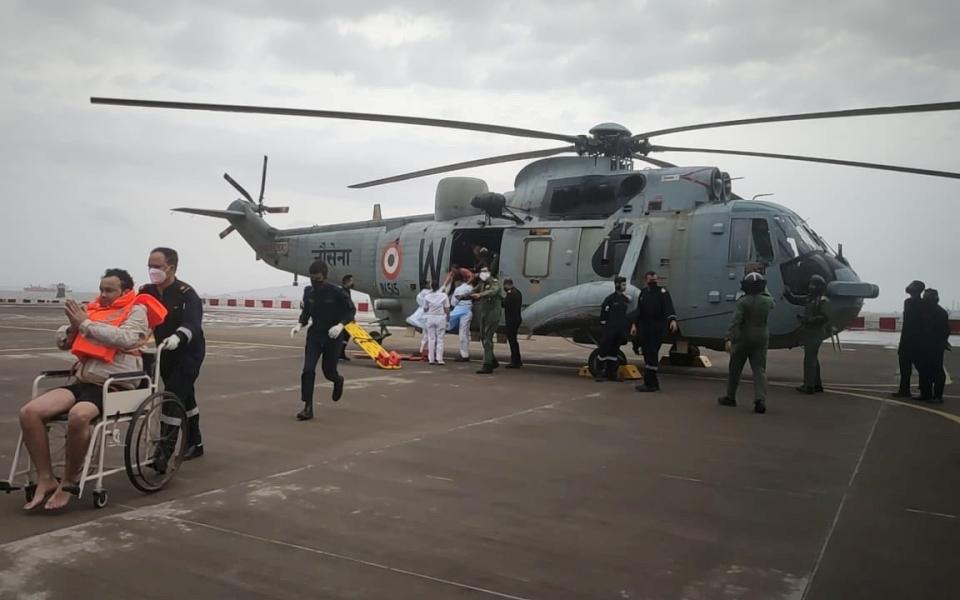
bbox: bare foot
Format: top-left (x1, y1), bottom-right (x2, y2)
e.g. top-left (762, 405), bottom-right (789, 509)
top-left (44, 484), bottom-right (76, 511)
top-left (23, 479), bottom-right (59, 510)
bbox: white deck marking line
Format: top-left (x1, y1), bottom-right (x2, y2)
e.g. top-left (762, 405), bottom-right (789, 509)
top-left (208, 339), bottom-right (303, 350)
top-left (168, 517), bottom-right (538, 600)
top-left (801, 401), bottom-right (884, 600)
top-left (0, 347), bottom-right (55, 352)
top-left (233, 355), bottom-right (302, 363)
top-left (660, 474), bottom-right (704, 483)
top-left (683, 374), bottom-right (960, 426)
top-left (905, 508), bottom-right (956, 519)
top-left (264, 465), bottom-right (314, 480)
top-left (425, 475), bottom-right (455, 482)
top-left (0, 325), bottom-right (58, 332)
top-left (825, 389), bottom-right (960, 426)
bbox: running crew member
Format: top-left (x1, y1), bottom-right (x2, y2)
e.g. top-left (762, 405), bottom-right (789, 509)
top-left (291, 260), bottom-right (355, 421)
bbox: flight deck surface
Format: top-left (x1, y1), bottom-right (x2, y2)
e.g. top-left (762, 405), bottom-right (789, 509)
top-left (1, 306), bottom-right (957, 599)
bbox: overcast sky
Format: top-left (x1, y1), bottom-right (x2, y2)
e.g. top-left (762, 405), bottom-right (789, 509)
top-left (1, 0), bottom-right (958, 311)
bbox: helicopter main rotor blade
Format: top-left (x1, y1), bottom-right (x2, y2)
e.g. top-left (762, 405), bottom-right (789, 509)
top-left (348, 145), bottom-right (578, 189)
top-left (649, 144), bottom-right (960, 180)
top-left (634, 101), bottom-right (960, 139)
top-left (631, 154), bottom-right (676, 168)
top-left (90, 97), bottom-right (579, 144)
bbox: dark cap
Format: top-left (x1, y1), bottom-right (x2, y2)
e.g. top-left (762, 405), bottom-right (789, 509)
top-left (906, 280), bottom-right (926, 295)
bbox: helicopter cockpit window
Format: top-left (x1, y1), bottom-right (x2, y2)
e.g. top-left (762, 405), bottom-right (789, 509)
top-left (772, 215), bottom-right (829, 258)
top-left (729, 218), bottom-right (775, 264)
top-left (751, 219), bottom-right (774, 263)
top-left (729, 218), bottom-right (752, 263)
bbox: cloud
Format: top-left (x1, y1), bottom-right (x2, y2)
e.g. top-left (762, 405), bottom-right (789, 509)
top-left (0, 1), bottom-right (958, 308)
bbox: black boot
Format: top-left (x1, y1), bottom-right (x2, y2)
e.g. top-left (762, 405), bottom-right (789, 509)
top-left (889, 389), bottom-right (911, 398)
top-left (184, 416), bottom-right (203, 460)
top-left (717, 396), bottom-right (736, 407)
top-left (754, 399), bottom-right (767, 414)
top-left (296, 402), bottom-right (314, 421)
top-left (183, 444), bottom-right (205, 460)
top-left (636, 368), bottom-right (659, 392)
top-left (795, 386), bottom-right (815, 394)
top-left (332, 376), bottom-right (344, 402)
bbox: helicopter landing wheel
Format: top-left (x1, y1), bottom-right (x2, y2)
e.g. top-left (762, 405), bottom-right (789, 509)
top-left (587, 348), bottom-right (627, 378)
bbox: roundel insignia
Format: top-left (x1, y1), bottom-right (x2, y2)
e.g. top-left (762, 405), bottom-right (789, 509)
top-left (381, 241), bottom-right (402, 280)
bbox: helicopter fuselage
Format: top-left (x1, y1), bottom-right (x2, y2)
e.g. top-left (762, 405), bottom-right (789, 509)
top-left (213, 157), bottom-right (878, 351)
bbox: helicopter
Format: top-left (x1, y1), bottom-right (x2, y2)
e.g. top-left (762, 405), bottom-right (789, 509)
top-left (91, 97), bottom-right (960, 369)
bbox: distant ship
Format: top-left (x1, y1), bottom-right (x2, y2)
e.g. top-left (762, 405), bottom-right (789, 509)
top-left (23, 283), bottom-right (72, 293)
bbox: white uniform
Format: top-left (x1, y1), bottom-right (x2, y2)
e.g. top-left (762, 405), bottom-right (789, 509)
top-left (423, 290), bottom-right (450, 364)
top-left (413, 288), bottom-right (430, 353)
top-left (451, 282), bottom-right (475, 359)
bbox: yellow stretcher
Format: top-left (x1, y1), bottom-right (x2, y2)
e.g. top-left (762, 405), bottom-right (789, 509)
top-left (344, 322), bottom-right (401, 369)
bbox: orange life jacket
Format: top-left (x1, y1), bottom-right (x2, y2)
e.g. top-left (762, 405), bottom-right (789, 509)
top-left (71, 291), bottom-right (168, 363)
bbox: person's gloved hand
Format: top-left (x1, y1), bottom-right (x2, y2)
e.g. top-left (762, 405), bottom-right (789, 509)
top-left (328, 323), bottom-right (345, 339)
top-left (290, 324), bottom-right (303, 338)
top-left (161, 335), bottom-right (180, 351)
top-left (724, 340), bottom-right (732, 354)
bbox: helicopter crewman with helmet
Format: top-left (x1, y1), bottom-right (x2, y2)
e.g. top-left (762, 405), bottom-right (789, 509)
top-left (718, 272), bottom-right (776, 414)
top-left (785, 274), bottom-right (831, 394)
top-left (631, 271), bottom-right (678, 392)
top-left (596, 276), bottom-right (631, 382)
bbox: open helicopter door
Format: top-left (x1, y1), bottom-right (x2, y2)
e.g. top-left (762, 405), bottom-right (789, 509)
top-left (617, 222), bottom-right (649, 282)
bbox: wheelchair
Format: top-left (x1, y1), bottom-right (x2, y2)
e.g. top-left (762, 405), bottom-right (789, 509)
top-left (1, 347), bottom-right (187, 509)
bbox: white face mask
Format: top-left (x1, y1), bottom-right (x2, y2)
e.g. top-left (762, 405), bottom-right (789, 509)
top-left (479, 272), bottom-right (491, 282)
top-left (148, 268), bottom-right (167, 284)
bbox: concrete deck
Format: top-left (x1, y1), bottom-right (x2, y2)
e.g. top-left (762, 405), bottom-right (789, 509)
top-left (1, 306), bottom-right (957, 599)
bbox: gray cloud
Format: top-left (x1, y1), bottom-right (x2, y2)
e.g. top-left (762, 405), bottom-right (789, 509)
top-left (0, 1), bottom-right (958, 308)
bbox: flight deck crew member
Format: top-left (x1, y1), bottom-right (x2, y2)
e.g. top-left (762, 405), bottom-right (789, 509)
top-left (891, 280), bottom-right (926, 398)
top-left (141, 247), bottom-right (206, 460)
top-left (785, 274), bottom-right (831, 394)
top-left (632, 271), bottom-right (678, 392)
top-left (597, 276), bottom-right (630, 381)
top-left (502, 278), bottom-right (523, 368)
top-left (718, 272), bottom-right (775, 414)
top-left (917, 288), bottom-right (950, 403)
top-left (471, 266), bottom-right (502, 374)
top-left (290, 260), bottom-right (355, 421)
top-left (338, 274), bottom-right (356, 361)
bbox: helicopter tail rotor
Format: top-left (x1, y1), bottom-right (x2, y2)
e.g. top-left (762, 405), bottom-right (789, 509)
top-left (222, 155), bottom-right (290, 221)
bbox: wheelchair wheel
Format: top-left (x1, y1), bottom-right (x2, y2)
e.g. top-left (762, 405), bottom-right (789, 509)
top-left (92, 489), bottom-right (108, 509)
top-left (124, 391), bottom-right (187, 493)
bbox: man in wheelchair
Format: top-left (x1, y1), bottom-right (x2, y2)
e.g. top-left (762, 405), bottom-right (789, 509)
top-left (17, 268), bottom-right (166, 510)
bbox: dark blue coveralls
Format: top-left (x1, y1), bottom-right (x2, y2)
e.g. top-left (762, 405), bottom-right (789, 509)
top-left (299, 282), bottom-right (355, 411)
top-left (140, 279), bottom-right (206, 451)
